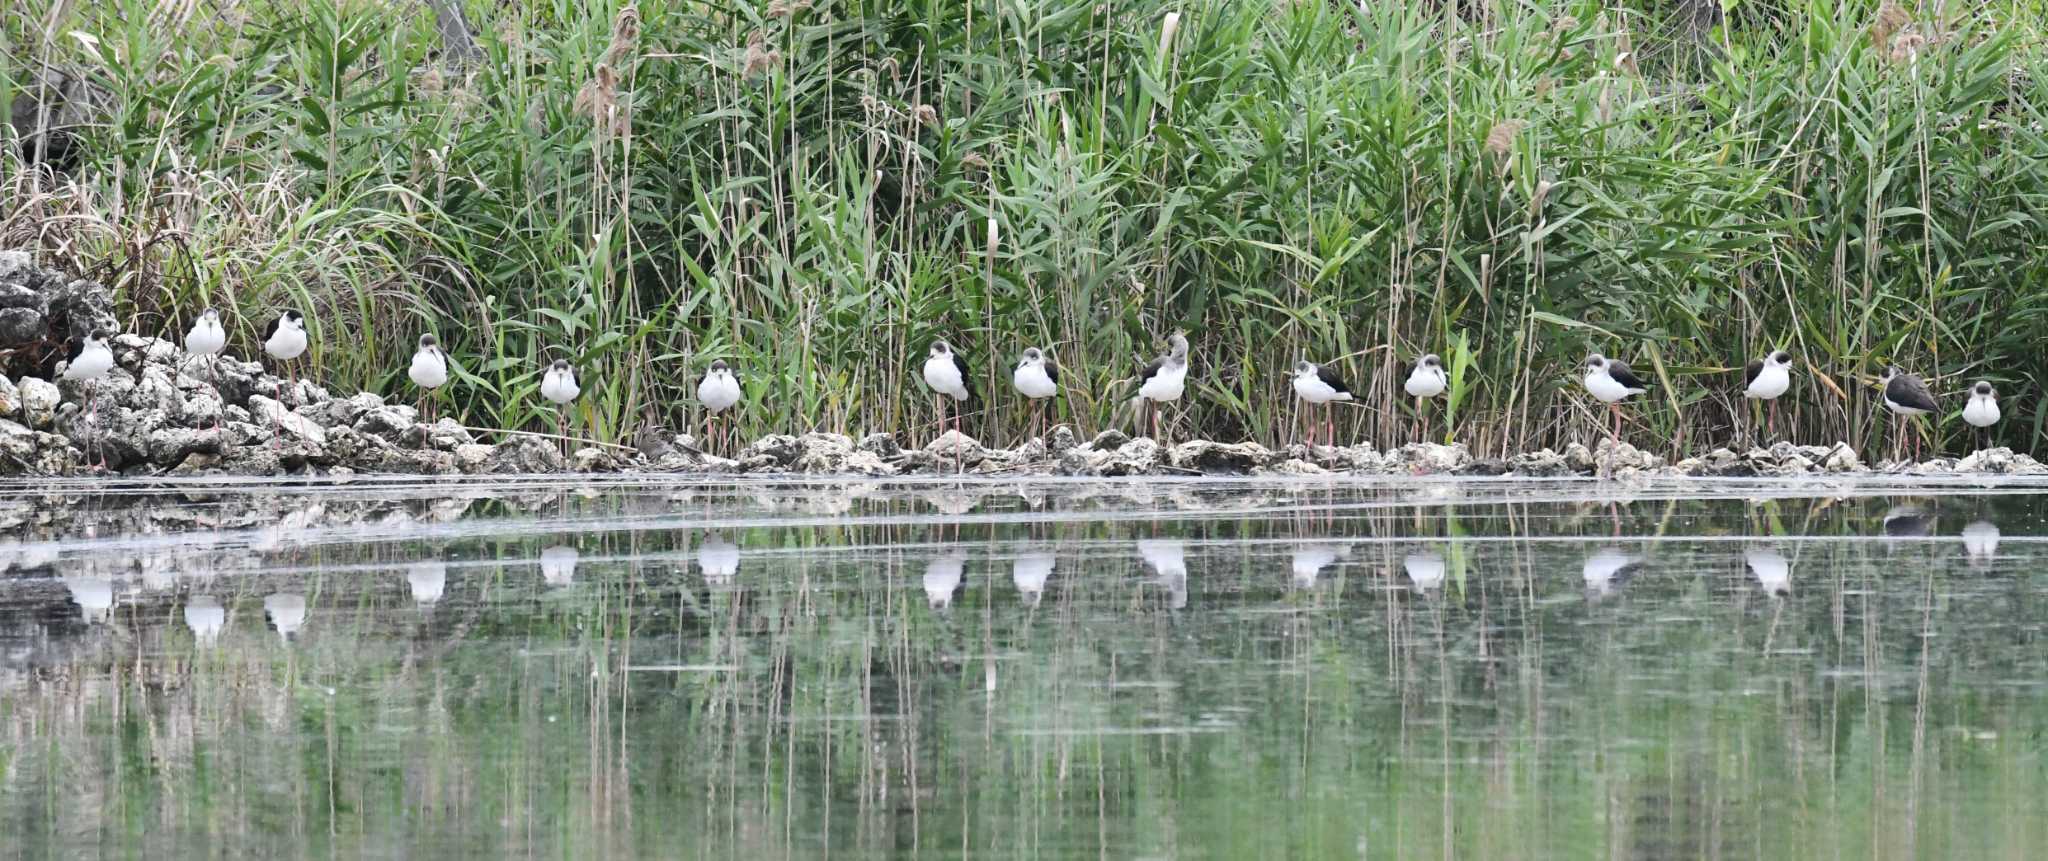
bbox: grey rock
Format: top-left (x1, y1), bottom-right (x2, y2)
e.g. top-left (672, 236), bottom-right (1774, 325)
top-left (573, 447), bottom-right (622, 472)
top-left (1388, 442), bottom-right (1470, 474)
top-left (250, 396), bottom-right (327, 445)
top-left (1509, 449), bottom-right (1571, 477)
top-left (0, 307), bottom-right (39, 348)
top-left (793, 432), bottom-right (857, 472)
top-left (1258, 458), bottom-right (1329, 476)
top-left (486, 436), bottom-right (567, 474)
top-left (17, 377), bottom-right (58, 428)
top-left (740, 434), bottom-right (801, 467)
top-left (925, 430), bottom-right (984, 463)
top-left (1168, 440), bottom-right (1273, 473)
top-left (857, 432), bottom-right (901, 459)
top-left (1561, 442), bottom-right (1596, 473)
top-left (1088, 429), bottom-right (1129, 450)
top-left (1048, 425), bottom-right (1079, 455)
top-left (454, 443), bottom-right (496, 473)
top-left (351, 404), bottom-right (419, 441)
top-left (839, 449), bottom-right (896, 476)
top-left (0, 375), bottom-right (17, 417)
top-left (147, 427), bottom-right (227, 465)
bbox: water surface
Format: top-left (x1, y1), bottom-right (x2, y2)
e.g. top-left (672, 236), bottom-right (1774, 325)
top-left (2, 475), bottom-right (2045, 858)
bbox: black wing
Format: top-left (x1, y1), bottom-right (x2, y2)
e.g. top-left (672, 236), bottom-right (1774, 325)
top-left (1138, 356), bottom-right (1165, 383)
top-left (1607, 360), bottom-right (1649, 390)
top-left (1315, 364), bottom-right (1351, 395)
top-left (1043, 357), bottom-right (1060, 387)
top-left (64, 336), bottom-right (84, 363)
top-left (1888, 375), bottom-right (1939, 412)
top-left (261, 314), bottom-right (282, 342)
top-left (1743, 359), bottom-right (1763, 387)
top-left (951, 350), bottom-right (974, 400)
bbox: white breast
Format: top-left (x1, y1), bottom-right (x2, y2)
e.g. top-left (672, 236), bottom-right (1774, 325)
top-left (1583, 370), bottom-right (1634, 403)
top-left (1290, 544), bottom-right (1341, 589)
top-left (1582, 548), bottom-right (1637, 595)
top-left (540, 546), bottom-right (579, 586)
top-left (1013, 362), bottom-right (1058, 399)
top-left (1744, 548), bottom-right (1790, 595)
top-left (923, 355), bottom-right (969, 401)
top-left (62, 344), bottom-right (114, 381)
top-left (185, 322), bottom-right (225, 357)
top-left (1962, 520), bottom-right (1999, 560)
top-left (409, 350), bottom-right (449, 389)
top-left (699, 371), bottom-right (742, 412)
top-left (1963, 396), bottom-right (2000, 428)
top-left (1745, 365), bottom-right (1790, 400)
top-left (266, 325), bottom-right (308, 360)
top-left (1138, 361), bottom-right (1187, 403)
top-left (1293, 372), bottom-right (1349, 405)
top-left (540, 369), bottom-right (579, 405)
top-left (1404, 367), bottom-right (1446, 398)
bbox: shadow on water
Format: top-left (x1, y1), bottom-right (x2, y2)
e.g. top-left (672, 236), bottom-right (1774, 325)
top-left (2, 475), bottom-right (2046, 857)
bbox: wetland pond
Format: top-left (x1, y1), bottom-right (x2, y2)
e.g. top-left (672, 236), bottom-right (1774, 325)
top-left (1, 475), bottom-right (2045, 858)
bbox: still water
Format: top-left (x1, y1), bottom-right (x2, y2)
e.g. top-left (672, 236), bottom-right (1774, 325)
top-left (1, 475), bottom-right (2044, 858)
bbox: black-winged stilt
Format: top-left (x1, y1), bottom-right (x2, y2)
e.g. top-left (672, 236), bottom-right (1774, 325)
top-left (1133, 331), bottom-right (1188, 443)
top-left (183, 309), bottom-right (227, 431)
top-left (1403, 353), bottom-right (1447, 440)
top-left (261, 309), bottom-right (309, 448)
top-left (60, 329), bottom-right (114, 469)
top-left (922, 340), bottom-right (973, 461)
top-left (1743, 350), bottom-right (1793, 442)
top-left (540, 359), bottom-right (579, 457)
top-left (408, 334), bottom-right (449, 424)
top-left (698, 359), bottom-right (742, 455)
top-left (1011, 347), bottom-right (1059, 442)
top-left (1289, 359), bottom-right (1352, 446)
top-left (1962, 381), bottom-right (1999, 451)
top-left (1581, 353), bottom-right (1649, 445)
top-left (1878, 366), bottom-right (1938, 462)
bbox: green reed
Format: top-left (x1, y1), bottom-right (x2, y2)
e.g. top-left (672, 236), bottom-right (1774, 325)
top-left (4, 0), bottom-right (2047, 456)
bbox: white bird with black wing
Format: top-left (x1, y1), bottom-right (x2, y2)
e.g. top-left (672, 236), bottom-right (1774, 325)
top-left (922, 340), bottom-right (974, 465)
top-left (261, 309), bottom-right (309, 448)
top-left (408, 334), bottom-right (449, 424)
top-left (1290, 359), bottom-right (1352, 446)
top-left (1962, 381), bottom-right (1999, 451)
top-left (1404, 353), bottom-right (1448, 440)
top-left (539, 358), bottom-right (579, 457)
top-left (698, 359), bottom-right (742, 455)
top-left (1133, 331), bottom-right (1189, 443)
top-left (1582, 353), bottom-right (1650, 446)
top-left (1878, 366), bottom-right (1939, 462)
top-left (183, 309), bottom-right (228, 430)
top-left (1012, 347), bottom-right (1059, 442)
top-left (60, 329), bottom-right (116, 469)
top-left (1743, 349), bottom-right (1794, 442)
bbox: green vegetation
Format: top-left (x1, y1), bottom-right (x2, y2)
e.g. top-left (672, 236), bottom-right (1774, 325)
top-left (4, 0), bottom-right (2047, 454)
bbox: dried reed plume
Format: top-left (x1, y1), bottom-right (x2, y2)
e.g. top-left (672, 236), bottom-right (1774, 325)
top-left (1871, 2), bottom-right (1909, 50)
top-left (605, 5), bottom-right (641, 70)
top-left (741, 31), bottom-right (779, 78)
top-left (1485, 120), bottom-right (1524, 157)
top-left (1890, 32), bottom-right (1926, 65)
top-left (767, 0), bottom-right (813, 17)
top-left (913, 104), bottom-right (939, 127)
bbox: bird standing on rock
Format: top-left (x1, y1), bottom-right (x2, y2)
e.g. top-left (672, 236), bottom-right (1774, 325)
top-left (540, 359), bottom-right (579, 457)
top-left (1290, 359), bottom-right (1352, 447)
top-left (1962, 381), bottom-right (2000, 451)
top-left (1404, 353), bottom-right (1447, 440)
top-left (1582, 353), bottom-right (1650, 446)
top-left (183, 309), bottom-right (228, 431)
top-left (1743, 350), bottom-right (1794, 443)
top-left (698, 360), bottom-right (742, 455)
top-left (1878, 366), bottom-right (1938, 463)
top-left (408, 334), bottom-right (449, 424)
top-left (1012, 347), bottom-right (1059, 443)
top-left (922, 340), bottom-right (974, 461)
top-left (60, 329), bottom-right (115, 470)
top-left (1133, 331), bottom-right (1189, 444)
top-left (261, 309), bottom-right (310, 429)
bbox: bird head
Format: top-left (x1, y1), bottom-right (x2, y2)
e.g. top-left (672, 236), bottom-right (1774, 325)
top-left (1292, 360), bottom-right (1314, 377)
top-left (200, 308), bottom-right (220, 322)
top-left (1020, 347), bottom-right (1042, 363)
top-left (1973, 381), bottom-right (1996, 398)
top-left (549, 359), bottom-right (572, 373)
top-left (1770, 350), bottom-right (1793, 366)
top-left (418, 334), bottom-right (438, 349)
top-left (1584, 353), bottom-right (1607, 372)
top-left (1420, 353), bottom-right (1443, 368)
top-left (930, 340), bottom-right (952, 357)
top-left (709, 359), bottom-right (731, 374)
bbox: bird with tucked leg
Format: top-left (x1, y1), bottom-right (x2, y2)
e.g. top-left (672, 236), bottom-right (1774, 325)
top-left (1962, 381), bottom-right (1999, 452)
top-left (1404, 353), bottom-right (1447, 441)
top-left (1012, 347), bottom-right (1059, 444)
top-left (1878, 366), bottom-right (1939, 463)
top-left (1133, 332), bottom-right (1189, 444)
top-left (1290, 359), bottom-right (1353, 447)
top-left (1743, 350), bottom-right (1793, 444)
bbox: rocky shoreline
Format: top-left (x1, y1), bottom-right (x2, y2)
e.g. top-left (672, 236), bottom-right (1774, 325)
top-left (6, 251), bottom-right (2047, 480)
